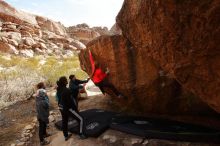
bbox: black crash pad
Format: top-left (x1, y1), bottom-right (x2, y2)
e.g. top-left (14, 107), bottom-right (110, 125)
top-left (110, 115), bottom-right (220, 143)
top-left (54, 119), bottom-right (78, 131)
top-left (54, 109), bottom-right (116, 137)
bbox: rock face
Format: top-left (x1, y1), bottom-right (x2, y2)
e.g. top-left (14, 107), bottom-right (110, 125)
top-left (92, 26), bottom-right (109, 35)
top-left (67, 25), bottom-right (100, 44)
top-left (67, 23), bottom-right (111, 44)
top-left (36, 16), bottom-right (66, 36)
top-left (116, 0), bottom-right (220, 113)
top-left (79, 35), bottom-right (211, 114)
top-left (0, 1), bottom-right (110, 56)
top-left (110, 23), bottom-right (122, 35)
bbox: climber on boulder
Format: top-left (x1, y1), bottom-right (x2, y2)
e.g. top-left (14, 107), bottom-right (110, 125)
top-left (89, 50), bottom-right (124, 99)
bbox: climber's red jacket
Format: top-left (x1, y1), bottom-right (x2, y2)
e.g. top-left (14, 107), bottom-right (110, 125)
top-left (92, 68), bottom-right (107, 84)
top-left (89, 50), bottom-right (107, 83)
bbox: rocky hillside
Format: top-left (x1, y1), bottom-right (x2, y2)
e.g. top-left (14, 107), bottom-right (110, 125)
top-left (0, 1), bottom-right (66, 35)
top-left (0, 1), bottom-right (113, 57)
top-left (0, 1), bottom-right (85, 57)
top-left (79, 0), bottom-right (220, 114)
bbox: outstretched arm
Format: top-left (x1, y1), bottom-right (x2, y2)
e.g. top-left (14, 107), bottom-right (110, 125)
top-left (77, 79), bottom-right (89, 84)
top-left (89, 50), bottom-right (95, 77)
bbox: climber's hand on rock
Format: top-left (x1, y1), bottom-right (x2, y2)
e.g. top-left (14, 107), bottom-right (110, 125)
top-left (105, 67), bottom-right (110, 74)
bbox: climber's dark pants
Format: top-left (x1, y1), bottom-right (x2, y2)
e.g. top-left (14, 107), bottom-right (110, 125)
top-left (95, 79), bottom-right (120, 96)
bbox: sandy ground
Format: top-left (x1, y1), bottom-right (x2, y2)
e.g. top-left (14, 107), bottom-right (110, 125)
top-left (1, 81), bottom-right (220, 146)
top-left (30, 86), bottom-right (220, 146)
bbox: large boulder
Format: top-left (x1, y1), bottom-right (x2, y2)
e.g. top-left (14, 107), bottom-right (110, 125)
top-left (117, 0), bottom-right (220, 113)
top-left (0, 41), bottom-right (19, 54)
top-left (79, 35), bottom-right (211, 114)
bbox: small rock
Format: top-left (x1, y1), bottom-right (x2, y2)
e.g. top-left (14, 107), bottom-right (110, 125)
top-left (32, 117), bottom-right (37, 123)
top-left (2, 37), bottom-right (8, 43)
top-left (49, 115), bottom-right (55, 122)
top-left (21, 133), bottom-right (26, 138)
top-left (31, 123), bottom-right (36, 127)
top-left (24, 132), bottom-right (31, 137)
top-left (50, 111), bottom-right (55, 115)
top-left (10, 143), bottom-right (16, 146)
top-left (29, 133), bottom-right (33, 138)
top-left (103, 134), bottom-right (117, 143)
top-left (24, 125), bottom-right (33, 130)
top-left (131, 138), bottom-right (143, 145)
top-left (142, 140), bottom-right (149, 145)
top-left (20, 137), bottom-right (29, 142)
top-left (16, 142), bottom-right (25, 146)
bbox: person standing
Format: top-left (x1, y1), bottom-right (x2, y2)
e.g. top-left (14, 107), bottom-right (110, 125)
top-left (35, 82), bottom-right (50, 145)
top-left (69, 74), bottom-right (89, 110)
top-left (57, 76), bottom-right (87, 141)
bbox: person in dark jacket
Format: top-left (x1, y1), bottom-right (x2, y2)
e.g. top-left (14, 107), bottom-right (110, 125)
top-left (69, 74), bottom-right (89, 110)
top-left (35, 82), bottom-right (50, 145)
top-left (57, 76), bottom-right (87, 141)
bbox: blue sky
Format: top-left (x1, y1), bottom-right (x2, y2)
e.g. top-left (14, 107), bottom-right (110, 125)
top-left (5, 0), bottom-right (124, 29)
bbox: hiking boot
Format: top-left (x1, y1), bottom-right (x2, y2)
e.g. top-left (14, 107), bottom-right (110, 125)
top-left (64, 134), bottom-right (72, 141)
top-left (79, 133), bottom-right (87, 139)
top-left (40, 140), bottom-right (50, 145)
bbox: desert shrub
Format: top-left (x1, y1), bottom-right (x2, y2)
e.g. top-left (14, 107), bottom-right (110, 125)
top-left (0, 68), bottom-right (43, 109)
top-left (0, 54), bottom-right (88, 109)
top-left (39, 56), bottom-right (88, 86)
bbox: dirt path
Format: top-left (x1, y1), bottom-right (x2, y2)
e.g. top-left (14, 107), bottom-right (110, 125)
top-left (0, 98), bottom-right (36, 146)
